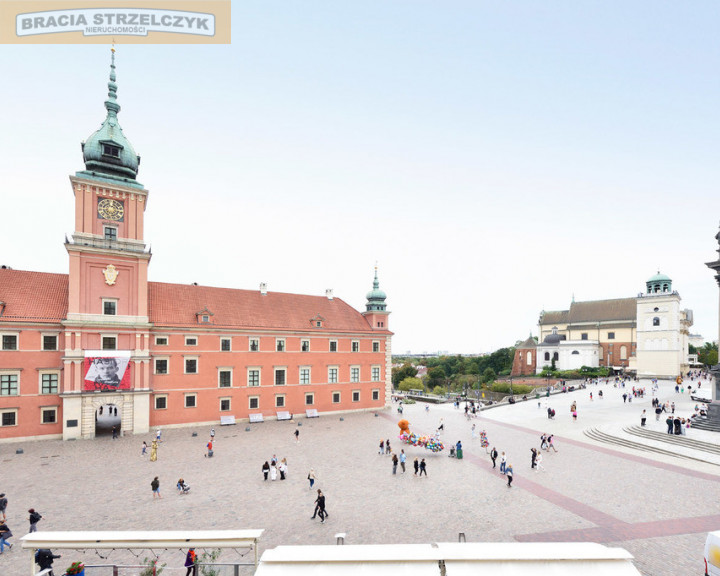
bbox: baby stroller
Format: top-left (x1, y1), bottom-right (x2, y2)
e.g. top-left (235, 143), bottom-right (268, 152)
top-left (177, 479), bottom-right (191, 494)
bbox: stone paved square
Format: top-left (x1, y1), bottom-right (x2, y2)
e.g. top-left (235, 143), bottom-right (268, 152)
top-left (1, 380), bottom-right (717, 575)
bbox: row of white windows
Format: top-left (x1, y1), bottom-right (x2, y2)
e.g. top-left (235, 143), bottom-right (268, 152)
top-left (0, 366), bottom-right (384, 396)
top-left (161, 361), bottom-right (383, 385)
top-left (0, 407), bottom-right (58, 427)
top-left (0, 373), bottom-right (59, 396)
top-left (155, 389), bottom-right (382, 412)
top-left (159, 336), bottom-right (382, 353)
top-left (0, 334), bottom-right (383, 354)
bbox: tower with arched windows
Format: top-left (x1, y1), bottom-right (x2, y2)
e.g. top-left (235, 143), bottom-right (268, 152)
top-left (635, 272), bottom-right (692, 378)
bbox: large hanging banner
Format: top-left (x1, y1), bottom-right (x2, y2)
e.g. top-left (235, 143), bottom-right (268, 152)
top-left (84, 350), bottom-right (131, 391)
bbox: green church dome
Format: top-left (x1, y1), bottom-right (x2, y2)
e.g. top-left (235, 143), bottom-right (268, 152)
top-left (647, 271), bottom-right (671, 283)
top-left (80, 49), bottom-right (140, 182)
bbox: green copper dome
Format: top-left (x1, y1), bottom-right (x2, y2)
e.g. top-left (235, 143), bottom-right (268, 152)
top-left (80, 49), bottom-right (140, 181)
top-left (646, 271), bottom-right (672, 294)
top-left (647, 271), bottom-right (671, 283)
top-left (365, 268), bottom-right (387, 312)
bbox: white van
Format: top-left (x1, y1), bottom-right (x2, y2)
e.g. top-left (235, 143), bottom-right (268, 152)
top-left (704, 531), bottom-right (720, 575)
top-left (692, 387), bottom-right (713, 403)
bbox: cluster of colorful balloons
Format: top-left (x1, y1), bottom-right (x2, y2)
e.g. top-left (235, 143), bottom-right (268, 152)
top-left (399, 432), bottom-right (445, 453)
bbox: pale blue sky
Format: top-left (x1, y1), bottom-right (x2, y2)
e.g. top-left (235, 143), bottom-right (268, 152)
top-left (1, 2), bottom-right (719, 353)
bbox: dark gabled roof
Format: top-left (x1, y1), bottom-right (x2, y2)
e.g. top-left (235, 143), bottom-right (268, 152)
top-left (541, 297), bottom-right (636, 326)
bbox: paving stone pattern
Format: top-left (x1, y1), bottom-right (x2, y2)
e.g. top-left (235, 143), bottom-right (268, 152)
top-left (0, 379), bottom-right (716, 575)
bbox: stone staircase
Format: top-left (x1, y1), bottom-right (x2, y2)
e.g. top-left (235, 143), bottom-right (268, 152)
top-left (622, 425), bottom-right (720, 454)
top-left (582, 427), bottom-right (720, 466)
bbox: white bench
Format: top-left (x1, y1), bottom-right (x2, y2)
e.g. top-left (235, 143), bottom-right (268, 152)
top-left (220, 415), bottom-right (236, 426)
top-left (306, 409), bottom-right (319, 418)
top-left (249, 413), bottom-right (264, 423)
top-left (276, 411), bottom-right (293, 421)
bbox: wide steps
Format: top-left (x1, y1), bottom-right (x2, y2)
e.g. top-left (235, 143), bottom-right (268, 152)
top-left (688, 419), bottom-right (720, 432)
top-left (622, 425), bottom-right (720, 454)
top-left (582, 427), bottom-right (720, 466)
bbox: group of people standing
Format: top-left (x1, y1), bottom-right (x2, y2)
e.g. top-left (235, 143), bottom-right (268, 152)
top-left (262, 455), bottom-right (289, 481)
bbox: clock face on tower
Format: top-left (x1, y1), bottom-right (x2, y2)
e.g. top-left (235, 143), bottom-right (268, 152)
top-left (97, 198), bottom-right (125, 221)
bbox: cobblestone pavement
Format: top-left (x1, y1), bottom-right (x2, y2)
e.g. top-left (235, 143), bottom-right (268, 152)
top-left (0, 378), bottom-right (716, 575)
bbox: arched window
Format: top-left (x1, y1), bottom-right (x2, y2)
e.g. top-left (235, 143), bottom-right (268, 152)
top-left (552, 352), bottom-right (559, 361)
top-left (527, 352), bottom-right (532, 365)
top-left (571, 350), bottom-right (579, 355)
top-left (620, 346), bottom-right (627, 360)
top-left (544, 352), bottom-right (550, 361)
top-left (653, 317), bottom-right (660, 326)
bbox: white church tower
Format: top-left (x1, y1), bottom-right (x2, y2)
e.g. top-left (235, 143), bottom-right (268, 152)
top-left (635, 272), bottom-right (692, 379)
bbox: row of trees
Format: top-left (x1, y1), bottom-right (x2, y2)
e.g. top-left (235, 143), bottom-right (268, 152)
top-left (393, 348), bottom-right (515, 395)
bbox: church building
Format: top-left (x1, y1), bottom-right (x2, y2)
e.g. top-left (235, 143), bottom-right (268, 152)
top-left (511, 273), bottom-right (692, 379)
top-left (0, 52), bottom-right (392, 442)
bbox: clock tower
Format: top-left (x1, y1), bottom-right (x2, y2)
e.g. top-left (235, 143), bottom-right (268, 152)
top-left (62, 49), bottom-right (152, 439)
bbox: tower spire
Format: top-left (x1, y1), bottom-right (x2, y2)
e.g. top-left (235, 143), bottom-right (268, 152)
top-left (105, 46), bottom-right (120, 119)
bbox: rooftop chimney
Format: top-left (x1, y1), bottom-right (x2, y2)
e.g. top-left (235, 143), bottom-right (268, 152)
top-left (326, 289), bottom-right (333, 300)
top-left (260, 282), bottom-right (267, 296)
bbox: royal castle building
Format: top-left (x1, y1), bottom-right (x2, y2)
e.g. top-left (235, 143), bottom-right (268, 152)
top-left (0, 53), bottom-right (392, 442)
top-left (511, 273), bottom-right (693, 379)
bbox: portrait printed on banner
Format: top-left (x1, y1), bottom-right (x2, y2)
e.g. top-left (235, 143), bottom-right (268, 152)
top-left (84, 356), bottom-right (131, 391)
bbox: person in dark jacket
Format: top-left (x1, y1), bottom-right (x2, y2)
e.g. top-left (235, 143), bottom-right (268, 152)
top-left (184, 548), bottom-right (198, 576)
top-left (36, 548), bottom-right (61, 574)
top-left (28, 508), bottom-right (42, 533)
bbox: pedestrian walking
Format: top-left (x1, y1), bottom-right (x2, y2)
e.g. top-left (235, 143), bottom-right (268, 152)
top-left (141, 441), bottom-right (148, 456)
top-left (28, 508), bottom-right (42, 533)
top-left (530, 448), bottom-right (537, 469)
top-left (572, 409), bottom-right (577, 421)
top-left (413, 457), bottom-right (419, 475)
top-left (270, 462), bottom-right (278, 481)
top-left (400, 449), bottom-right (407, 473)
top-left (210, 428), bottom-right (215, 439)
top-left (490, 447), bottom-right (498, 468)
top-left (641, 410), bottom-right (647, 427)
top-left (185, 548), bottom-right (198, 576)
top-left (150, 439), bottom-right (158, 462)
top-left (35, 548), bottom-right (61, 575)
top-left (307, 469), bottom-right (316, 489)
top-left (392, 453), bottom-right (398, 474)
top-left (294, 429), bottom-right (300, 444)
top-left (205, 439), bottom-right (213, 458)
top-left (0, 522), bottom-right (12, 553)
top-left (312, 490), bottom-right (327, 523)
top-left (0, 494), bottom-right (7, 522)
top-left (471, 423), bottom-right (477, 439)
top-left (535, 453), bottom-right (545, 472)
top-left (437, 418), bottom-right (444, 432)
top-left (386, 439), bottom-right (391, 454)
top-left (379, 439), bottom-right (384, 455)
top-left (500, 451), bottom-right (507, 474)
top-left (156, 428), bottom-right (162, 443)
top-left (262, 461), bottom-right (270, 481)
top-left (279, 458), bottom-right (288, 480)
top-left (151, 476), bottom-right (161, 499)
top-left (548, 435), bottom-right (558, 452)
top-left (419, 458), bottom-right (427, 476)
top-left (666, 415), bottom-right (673, 434)
top-left (506, 464), bottom-right (514, 487)
top-left (112, 426), bottom-right (118, 439)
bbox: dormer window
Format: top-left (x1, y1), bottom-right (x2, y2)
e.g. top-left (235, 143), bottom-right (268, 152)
top-left (195, 307), bottom-right (214, 324)
top-left (310, 314), bottom-right (325, 328)
top-left (103, 144), bottom-right (121, 158)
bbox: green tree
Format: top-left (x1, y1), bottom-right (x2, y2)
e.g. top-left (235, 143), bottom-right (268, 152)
top-left (398, 377), bottom-right (423, 392)
top-left (481, 367), bottom-right (496, 384)
top-left (392, 363), bottom-right (418, 386)
top-left (433, 385), bottom-right (446, 396)
top-left (698, 342), bottom-right (718, 367)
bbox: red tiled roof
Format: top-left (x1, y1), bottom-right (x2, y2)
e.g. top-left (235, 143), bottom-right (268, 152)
top-left (0, 269), bottom-right (68, 323)
top-left (0, 269), bottom-right (383, 334)
top-left (148, 282), bottom-right (377, 333)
